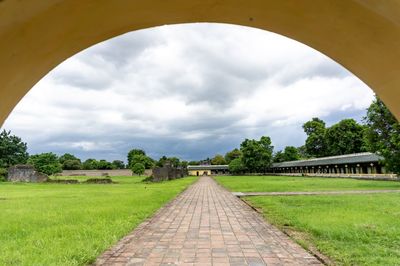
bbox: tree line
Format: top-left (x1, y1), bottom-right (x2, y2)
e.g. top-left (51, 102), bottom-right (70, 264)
top-left (218, 96), bottom-right (400, 174)
top-left (1, 95), bottom-right (400, 177)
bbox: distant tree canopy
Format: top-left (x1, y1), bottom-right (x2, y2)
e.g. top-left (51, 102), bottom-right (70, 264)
top-left (325, 119), bottom-right (366, 155)
top-left (82, 158), bottom-right (98, 170)
top-left (211, 154), bottom-right (226, 165)
top-left (127, 149), bottom-right (154, 169)
top-left (364, 96), bottom-right (400, 174)
top-left (28, 152), bottom-right (62, 175)
top-left (224, 148), bottom-right (242, 164)
top-left (0, 130), bottom-right (29, 168)
top-left (188, 161), bottom-right (199, 165)
top-left (303, 118), bottom-right (327, 158)
top-left (274, 146), bottom-right (300, 163)
top-left (240, 136), bottom-right (273, 173)
top-left (302, 117), bottom-right (367, 158)
top-left (112, 160), bottom-right (125, 169)
top-left (59, 153), bottom-right (81, 170)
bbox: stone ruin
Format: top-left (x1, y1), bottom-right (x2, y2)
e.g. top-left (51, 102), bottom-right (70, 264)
top-left (151, 161), bottom-right (187, 182)
top-left (7, 164), bottom-right (48, 183)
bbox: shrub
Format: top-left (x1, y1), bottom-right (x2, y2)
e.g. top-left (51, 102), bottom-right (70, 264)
top-left (0, 168), bottom-right (7, 182)
top-left (132, 163), bottom-right (145, 176)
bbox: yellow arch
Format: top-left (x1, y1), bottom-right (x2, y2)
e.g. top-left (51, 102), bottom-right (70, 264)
top-left (1, 0), bottom-right (400, 124)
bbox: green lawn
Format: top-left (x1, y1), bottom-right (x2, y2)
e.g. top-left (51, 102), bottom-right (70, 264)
top-left (247, 194), bottom-right (400, 265)
top-left (215, 175), bottom-right (400, 265)
top-left (215, 175), bottom-right (400, 192)
top-left (0, 176), bottom-right (197, 265)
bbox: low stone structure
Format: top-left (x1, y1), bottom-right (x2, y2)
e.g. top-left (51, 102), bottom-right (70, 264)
top-left (7, 164), bottom-right (48, 182)
top-left (152, 162), bottom-right (186, 182)
top-left (60, 169), bottom-right (152, 177)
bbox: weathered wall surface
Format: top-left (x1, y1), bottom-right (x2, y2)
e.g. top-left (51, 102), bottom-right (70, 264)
top-left (8, 165), bottom-right (48, 182)
top-left (60, 169), bottom-right (152, 177)
top-left (152, 166), bottom-right (186, 182)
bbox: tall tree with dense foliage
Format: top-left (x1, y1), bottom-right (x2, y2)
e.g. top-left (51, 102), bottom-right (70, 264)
top-left (127, 149), bottom-right (154, 169)
top-left (127, 149), bottom-right (146, 165)
top-left (228, 158), bottom-right (245, 174)
top-left (211, 154), bottom-right (226, 165)
top-left (364, 96), bottom-right (400, 173)
top-left (28, 153), bottom-right (62, 175)
top-left (240, 136), bottom-right (273, 173)
top-left (325, 119), bottom-right (366, 156)
top-left (303, 118), bottom-right (327, 157)
top-left (0, 130), bottom-right (29, 168)
top-left (283, 146), bottom-right (301, 161)
top-left (224, 148), bottom-right (242, 164)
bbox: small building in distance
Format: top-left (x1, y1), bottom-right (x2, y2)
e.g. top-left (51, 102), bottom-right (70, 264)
top-left (271, 152), bottom-right (386, 174)
top-left (188, 165), bottom-right (229, 176)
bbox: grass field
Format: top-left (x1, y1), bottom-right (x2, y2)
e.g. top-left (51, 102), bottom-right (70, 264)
top-left (215, 175), bottom-right (400, 192)
top-left (215, 175), bottom-right (400, 265)
top-left (0, 176), bottom-right (197, 265)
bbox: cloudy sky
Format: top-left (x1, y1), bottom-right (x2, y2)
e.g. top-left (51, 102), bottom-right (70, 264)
top-left (2, 23), bottom-right (374, 162)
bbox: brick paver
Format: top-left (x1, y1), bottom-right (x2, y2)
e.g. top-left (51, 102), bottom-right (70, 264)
top-left (95, 176), bottom-right (321, 265)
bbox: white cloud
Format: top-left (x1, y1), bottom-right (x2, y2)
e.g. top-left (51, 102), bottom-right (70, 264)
top-left (2, 23), bottom-right (374, 161)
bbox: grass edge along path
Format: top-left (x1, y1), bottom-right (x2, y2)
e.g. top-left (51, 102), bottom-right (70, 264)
top-left (214, 175), bottom-right (400, 265)
top-left (0, 176), bottom-right (197, 265)
top-left (214, 175), bottom-right (400, 193)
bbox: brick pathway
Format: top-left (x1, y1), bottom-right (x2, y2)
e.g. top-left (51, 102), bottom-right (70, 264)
top-left (233, 189), bottom-right (400, 197)
top-left (95, 176), bottom-right (321, 265)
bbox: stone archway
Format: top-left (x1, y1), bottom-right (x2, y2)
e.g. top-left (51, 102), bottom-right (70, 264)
top-left (1, 1), bottom-right (400, 124)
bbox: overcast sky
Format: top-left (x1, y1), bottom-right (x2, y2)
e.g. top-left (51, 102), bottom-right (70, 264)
top-left (2, 23), bottom-right (374, 162)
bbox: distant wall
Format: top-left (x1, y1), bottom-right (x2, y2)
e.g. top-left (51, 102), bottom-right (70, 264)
top-left (61, 169), bottom-right (152, 177)
top-left (8, 165), bottom-right (48, 182)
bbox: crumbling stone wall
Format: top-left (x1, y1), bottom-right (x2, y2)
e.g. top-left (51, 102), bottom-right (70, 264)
top-left (7, 164), bottom-right (48, 182)
top-left (152, 163), bottom-right (187, 182)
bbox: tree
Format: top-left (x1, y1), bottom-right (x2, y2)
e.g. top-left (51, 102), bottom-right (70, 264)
top-left (0, 130), bottom-right (29, 168)
top-left (211, 154), bottom-right (226, 165)
top-left (59, 153), bottom-right (80, 164)
top-left (229, 158), bottom-right (245, 174)
top-left (283, 146), bottom-right (300, 161)
top-left (127, 149), bottom-right (146, 166)
top-left (112, 160), bottom-right (125, 169)
top-left (168, 157), bottom-right (180, 168)
top-left (181, 160), bottom-right (188, 169)
top-left (364, 96), bottom-right (400, 173)
top-left (240, 136), bottom-right (273, 173)
top-left (224, 148), bottom-right (242, 164)
top-left (325, 119), bottom-right (366, 156)
top-left (28, 152), bottom-right (62, 175)
top-left (156, 156), bottom-right (168, 167)
top-left (297, 145), bottom-right (309, 159)
top-left (132, 163), bottom-right (145, 176)
top-left (127, 149), bottom-right (154, 169)
top-left (303, 118), bottom-right (327, 157)
top-left (188, 161), bottom-right (199, 165)
top-left (62, 159), bottom-right (82, 170)
top-left (97, 159), bottom-right (115, 170)
top-left (82, 158), bottom-right (98, 170)
top-left (58, 153), bottom-right (81, 170)
top-left (273, 151), bottom-right (285, 163)
top-left (129, 154), bottom-right (154, 169)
